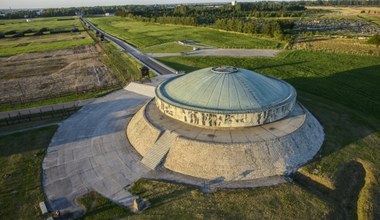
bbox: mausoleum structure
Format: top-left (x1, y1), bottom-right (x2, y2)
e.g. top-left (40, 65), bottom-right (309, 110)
top-left (155, 66), bottom-right (296, 128)
top-left (127, 67), bottom-right (324, 182)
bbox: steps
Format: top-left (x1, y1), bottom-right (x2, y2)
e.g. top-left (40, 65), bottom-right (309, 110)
top-left (141, 131), bottom-right (177, 170)
top-left (124, 82), bottom-right (156, 98)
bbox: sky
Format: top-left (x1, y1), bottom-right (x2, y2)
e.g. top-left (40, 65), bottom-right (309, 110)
top-left (0, 0), bottom-right (264, 9)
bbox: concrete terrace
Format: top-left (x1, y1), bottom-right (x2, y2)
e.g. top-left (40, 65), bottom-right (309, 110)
top-left (42, 77), bottom-right (287, 218)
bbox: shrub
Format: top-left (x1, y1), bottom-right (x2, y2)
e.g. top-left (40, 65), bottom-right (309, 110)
top-left (367, 34), bottom-right (380, 47)
top-left (4, 30), bottom-right (17, 35)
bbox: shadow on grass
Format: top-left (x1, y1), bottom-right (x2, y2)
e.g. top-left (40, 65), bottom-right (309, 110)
top-left (292, 160), bottom-right (366, 220)
top-left (0, 125), bottom-right (57, 157)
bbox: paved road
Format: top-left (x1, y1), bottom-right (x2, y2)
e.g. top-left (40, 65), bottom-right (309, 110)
top-left (148, 48), bottom-right (280, 58)
top-left (82, 18), bottom-right (176, 75)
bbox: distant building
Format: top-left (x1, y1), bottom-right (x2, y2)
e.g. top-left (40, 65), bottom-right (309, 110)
top-left (231, 0), bottom-right (237, 6)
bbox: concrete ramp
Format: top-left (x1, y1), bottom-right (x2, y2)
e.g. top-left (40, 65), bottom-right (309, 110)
top-left (141, 131), bottom-right (177, 169)
top-left (124, 82), bottom-right (156, 97)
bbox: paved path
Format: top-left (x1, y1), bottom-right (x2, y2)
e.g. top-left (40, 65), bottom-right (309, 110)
top-left (148, 49), bottom-right (280, 58)
top-left (82, 18), bottom-right (176, 75)
top-left (0, 99), bottom-right (93, 120)
top-left (42, 90), bottom-right (151, 218)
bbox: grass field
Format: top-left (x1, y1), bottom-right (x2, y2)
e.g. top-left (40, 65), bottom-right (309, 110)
top-left (75, 49), bottom-right (380, 219)
top-left (0, 126), bottom-right (58, 219)
top-left (0, 17), bottom-right (84, 34)
top-left (141, 42), bottom-right (195, 53)
top-left (88, 17), bottom-right (284, 50)
top-left (0, 32), bottom-right (93, 56)
top-left (294, 37), bottom-right (380, 56)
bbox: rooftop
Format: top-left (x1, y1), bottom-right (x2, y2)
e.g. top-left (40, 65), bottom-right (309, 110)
top-left (155, 67), bottom-right (297, 114)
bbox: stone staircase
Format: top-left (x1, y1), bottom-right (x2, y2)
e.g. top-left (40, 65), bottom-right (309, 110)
top-left (141, 131), bottom-right (177, 170)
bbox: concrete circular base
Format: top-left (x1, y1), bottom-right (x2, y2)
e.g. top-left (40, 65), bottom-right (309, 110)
top-left (127, 99), bottom-right (324, 181)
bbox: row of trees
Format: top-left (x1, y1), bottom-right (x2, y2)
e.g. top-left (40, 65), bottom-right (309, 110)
top-left (1, 1), bottom-right (380, 19)
top-left (214, 18), bottom-right (294, 38)
top-left (306, 0), bottom-right (380, 6)
top-left (128, 15), bottom-right (198, 26)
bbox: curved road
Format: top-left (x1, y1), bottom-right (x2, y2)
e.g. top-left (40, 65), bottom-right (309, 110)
top-left (82, 18), bottom-right (175, 76)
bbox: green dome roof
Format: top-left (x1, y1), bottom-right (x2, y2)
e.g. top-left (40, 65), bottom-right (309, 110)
top-left (155, 67), bottom-right (296, 114)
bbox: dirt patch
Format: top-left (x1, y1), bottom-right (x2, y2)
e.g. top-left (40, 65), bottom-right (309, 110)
top-left (0, 45), bottom-right (118, 103)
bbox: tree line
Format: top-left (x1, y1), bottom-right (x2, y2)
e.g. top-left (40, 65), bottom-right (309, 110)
top-left (1, 1), bottom-right (380, 20)
top-left (214, 18), bottom-right (294, 39)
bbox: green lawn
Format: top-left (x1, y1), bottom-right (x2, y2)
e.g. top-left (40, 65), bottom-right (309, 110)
top-left (78, 50), bottom-right (380, 219)
top-left (0, 32), bottom-right (93, 56)
top-left (0, 126), bottom-right (58, 219)
top-left (88, 17), bottom-right (284, 50)
top-left (0, 17), bottom-right (84, 34)
top-left (141, 42), bottom-right (194, 53)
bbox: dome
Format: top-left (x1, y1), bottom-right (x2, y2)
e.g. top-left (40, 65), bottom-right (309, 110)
top-left (155, 67), bottom-right (297, 128)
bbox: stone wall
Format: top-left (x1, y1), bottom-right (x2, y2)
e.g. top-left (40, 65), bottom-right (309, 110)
top-left (126, 103), bottom-right (162, 156)
top-left (155, 97), bottom-right (295, 128)
top-left (127, 101), bottom-right (324, 181)
top-left (163, 108), bottom-right (324, 181)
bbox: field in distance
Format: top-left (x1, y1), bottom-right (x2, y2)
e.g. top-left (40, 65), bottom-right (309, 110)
top-left (0, 17), bottom-right (120, 110)
top-left (0, 17), bottom-right (84, 36)
top-left (88, 16), bottom-right (285, 52)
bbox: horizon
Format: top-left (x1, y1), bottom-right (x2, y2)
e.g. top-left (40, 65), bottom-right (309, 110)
top-left (0, 0), bottom-right (284, 10)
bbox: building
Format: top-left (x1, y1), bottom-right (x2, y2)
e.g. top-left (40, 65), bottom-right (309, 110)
top-left (127, 67), bottom-right (324, 182)
top-left (231, 0), bottom-right (237, 6)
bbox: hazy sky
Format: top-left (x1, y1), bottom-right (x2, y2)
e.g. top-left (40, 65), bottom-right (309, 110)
top-left (0, 0), bottom-right (261, 9)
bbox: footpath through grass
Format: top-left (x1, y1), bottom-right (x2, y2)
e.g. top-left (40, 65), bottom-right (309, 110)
top-left (88, 16), bottom-right (284, 50)
top-left (0, 126), bottom-right (58, 219)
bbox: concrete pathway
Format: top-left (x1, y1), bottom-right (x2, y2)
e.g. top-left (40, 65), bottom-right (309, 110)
top-left (42, 90), bottom-right (151, 219)
top-left (148, 49), bottom-right (280, 58)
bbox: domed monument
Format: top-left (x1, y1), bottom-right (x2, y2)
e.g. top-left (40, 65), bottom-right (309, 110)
top-left (127, 67), bottom-right (324, 182)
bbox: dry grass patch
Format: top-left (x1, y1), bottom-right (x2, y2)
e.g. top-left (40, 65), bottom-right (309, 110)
top-left (0, 45), bottom-right (118, 104)
top-left (294, 37), bottom-right (380, 56)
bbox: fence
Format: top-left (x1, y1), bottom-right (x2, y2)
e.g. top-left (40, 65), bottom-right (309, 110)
top-left (0, 104), bottom-right (81, 127)
top-left (0, 82), bottom-right (123, 107)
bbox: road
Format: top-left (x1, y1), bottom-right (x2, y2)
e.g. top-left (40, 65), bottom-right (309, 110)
top-left (82, 18), bottom-right (176, 76)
